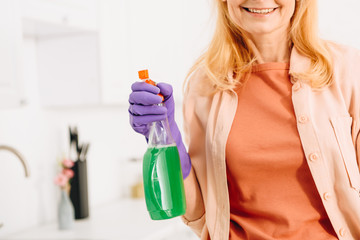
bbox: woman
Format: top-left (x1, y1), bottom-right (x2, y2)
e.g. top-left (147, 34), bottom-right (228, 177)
top-left (129, 0), bottom-right (360, 239)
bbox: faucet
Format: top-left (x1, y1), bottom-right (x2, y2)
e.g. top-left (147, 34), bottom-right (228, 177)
top-left (0, 145), bottom-right (30, 178)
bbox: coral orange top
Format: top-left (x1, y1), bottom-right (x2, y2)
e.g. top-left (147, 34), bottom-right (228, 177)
top-left (226, 62), bottom-right (338, 239)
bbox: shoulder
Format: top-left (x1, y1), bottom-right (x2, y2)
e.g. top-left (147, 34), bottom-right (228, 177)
top-left (325, 41), bottom-right (360, 86)
top-left (185, 67), bottom-right (214, 98)
top-left (326, 41), bottom-right (360, 57)
top-left (184, 67), bottom-right (216, 110)
top-left (326, 41), bottom-right (360, 70)
top-left (183, 67), bottom-right (216, 125)
top-left (325, 41), bottom-right (360, 109)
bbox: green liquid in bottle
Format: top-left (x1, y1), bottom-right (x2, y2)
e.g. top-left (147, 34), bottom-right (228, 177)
top-left (143, 144), bottom-right (186, 220)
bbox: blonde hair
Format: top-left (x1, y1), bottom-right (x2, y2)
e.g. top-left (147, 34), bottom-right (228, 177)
top-left (186, 0), bottom-right (333, 93)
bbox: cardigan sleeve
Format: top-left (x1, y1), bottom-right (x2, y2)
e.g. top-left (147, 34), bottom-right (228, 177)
top-left (328, 41), bottom-right (360, 171)
top-left (352, 119), bottom-right (360, 169)
top-left (347, 47), bottom-right (360, 170)
top-left (181, 211), bottom-right (206, 237)
top-left (349, 48), bottom-right (360, 169)
top-left (180, 71), bottom-right (208, 236)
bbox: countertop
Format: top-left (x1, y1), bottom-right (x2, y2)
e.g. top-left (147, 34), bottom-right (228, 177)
top-left (4, 199), bottom-right (198, 240)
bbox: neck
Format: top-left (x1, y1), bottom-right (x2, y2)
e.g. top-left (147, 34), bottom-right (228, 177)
top-left (246, 30), bottom-right (292, 64)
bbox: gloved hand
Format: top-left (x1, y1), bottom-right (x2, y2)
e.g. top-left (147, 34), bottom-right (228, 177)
top-left (128, 82), bottom-right (192, 179)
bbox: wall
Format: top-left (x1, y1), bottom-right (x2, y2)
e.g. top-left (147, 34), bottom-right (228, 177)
top-left (318, 0), bottom-right (360, 49)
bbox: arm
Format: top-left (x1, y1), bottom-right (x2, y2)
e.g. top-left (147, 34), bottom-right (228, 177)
top-left (128, 81), bottom-right (191, 178)
top-left (180, 78), bottom-right (207, 236)
top-left (182, 168), bottom-right (206, 236)
top-left (129, 79), bottom-right (207, 235)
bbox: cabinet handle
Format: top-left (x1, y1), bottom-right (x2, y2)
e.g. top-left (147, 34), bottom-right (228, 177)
top-left (62, 15), bottom-right (69, 25)
top-left (20, 99), bottom-right (27, 106)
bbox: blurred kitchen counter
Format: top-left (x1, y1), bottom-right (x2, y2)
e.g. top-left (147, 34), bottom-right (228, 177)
top-left (5, 199), bottom-right (197, 240)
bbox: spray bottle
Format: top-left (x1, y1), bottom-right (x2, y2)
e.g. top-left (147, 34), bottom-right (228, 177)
top-left (138, 69), bottom-right (186, 220)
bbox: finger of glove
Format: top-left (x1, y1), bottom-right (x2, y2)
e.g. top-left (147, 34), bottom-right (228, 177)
top-left (131, 82), bottom-right (160, 94)
top-left (129, 91), bottom-right (163, 105)
top-left (130, 114), bottom-right (167, 126)
top-left (157, 83), bottom-right (173, 100)
top-left (129, 104), bottom-right (167, 116)
top-left (132, 125), bottom-right (149, 137)
top-left (157, 83), bottom-right (175, 122)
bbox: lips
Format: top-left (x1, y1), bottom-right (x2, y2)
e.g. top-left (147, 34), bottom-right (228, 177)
top-left (242, 7), bottom-right (278, 14)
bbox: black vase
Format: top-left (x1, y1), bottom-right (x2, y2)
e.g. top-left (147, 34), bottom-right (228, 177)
top-left (70, 159), bottom-right (89, 219)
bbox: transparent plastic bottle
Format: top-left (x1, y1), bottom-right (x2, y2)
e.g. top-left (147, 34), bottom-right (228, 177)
top-left (138, 69), bottom-right (186, 220)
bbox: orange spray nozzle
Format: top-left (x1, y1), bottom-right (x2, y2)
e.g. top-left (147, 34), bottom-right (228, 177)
top-left (138, 69), bottom-right (149, 81)
top-left (138, 69), bottom-right (164, 101)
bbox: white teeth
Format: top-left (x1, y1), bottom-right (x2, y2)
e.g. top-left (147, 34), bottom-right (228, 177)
top-left (247, 8), bottom-right (275, 14)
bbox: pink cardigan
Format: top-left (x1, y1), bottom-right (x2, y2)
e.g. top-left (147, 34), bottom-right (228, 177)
top-left (182, 42), bottom-right (360, 240)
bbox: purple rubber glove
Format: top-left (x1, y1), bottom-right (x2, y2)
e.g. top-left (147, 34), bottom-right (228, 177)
top-left (129, 81), bottom-right (192, 179)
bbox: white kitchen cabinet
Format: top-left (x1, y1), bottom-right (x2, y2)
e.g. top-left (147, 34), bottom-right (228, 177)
top-left (1, 0), bottom-right (101, 109)
top-left (18, 0), bottom-right (101, 107)
top-left (0, 0), bottom-right (25, 108)
top-left (20, 0), bottom-right (99, 37)
top-left (15, 0), bottom-right (213, 107)
top-left (36, 33), bottom-right (100, 107)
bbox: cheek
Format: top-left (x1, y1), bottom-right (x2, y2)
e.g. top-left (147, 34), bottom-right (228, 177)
top-left (279, 3), bottom-right (296, 25)
top-left (227, 4), bottom-right (245, 27)
top-left (276, 0), bottom-right (296, 16)
top-left (285, 1), bottom-right (296, 18)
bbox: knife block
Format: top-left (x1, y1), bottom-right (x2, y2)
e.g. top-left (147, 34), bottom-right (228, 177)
top-left (70, 159), bottom-right (89, 219)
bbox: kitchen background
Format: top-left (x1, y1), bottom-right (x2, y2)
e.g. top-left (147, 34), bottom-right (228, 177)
top-left (0, 0), bottom-right (359, 239)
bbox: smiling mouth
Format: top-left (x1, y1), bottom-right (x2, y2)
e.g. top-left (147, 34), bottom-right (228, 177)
top-left (242, 7), bottom-right (277, 14)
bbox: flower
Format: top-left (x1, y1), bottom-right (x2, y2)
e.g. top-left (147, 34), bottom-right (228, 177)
top-left (54, 157), bottom-right (75, 190)
top-left (62, 158), bottom-right (74, 168)
top-left (54, 173), bottom-right (69, 187)
top-left (62, 168), bottom-right (74, 178)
